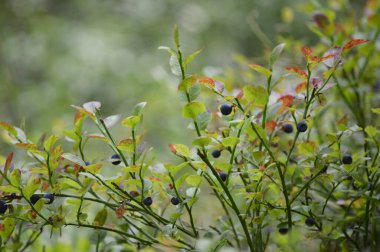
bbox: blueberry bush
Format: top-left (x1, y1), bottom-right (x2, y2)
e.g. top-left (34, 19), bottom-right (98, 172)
top-left (0, 2), bottom-right (379, 252)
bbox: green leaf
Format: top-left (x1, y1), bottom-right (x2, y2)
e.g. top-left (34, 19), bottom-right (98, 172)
top-left (172, 144), bottom-right (191, 157)
top-left (365, 126), bottom-right (377, 137)
top-left (23, 176), bottom-right (41, 199)
top-left (175, 173), bottom-right (189, 189)
top-left (214, 162), bottom-right (232, 172)
top-left (0, 218), bottom-right (15, 240)
top-left (93, 208), bottom-right (108, 226)
top-left (248, 123), bottom-right (268, 145)
top-left (157, 46), bottom-right (177, 56)
top-left (121, 116), bottom-right (141, 129)
top-left (61, 153), bottom-right (86, 167)
top-left (243, 86), bottom-right (268, 108)
top-left (192, 136), bottom-right (211, 146)
top-left (269, 43), bottom-right (285, 67)
top-left (132, 102), bottom-right (147, 116)
top-left (0, 185), bottom-right (20, 193)
top-left (221, 137), bottom-right (240, 148)
top-left (178, 76), bottom-right (197, 91)
top-left (182, 102), bottom-right (206, 119)
top-left (9, 169), bottom-right (21, 187)
top-left (186, 175), bottom-right (202, 186)
top-left (63, 130), bottom-right (80, 143)
top-left (117, 138), bottom-right (134, 152)
top-left (84, 164), bottom-right (103, 173)
top-left (165, 162), bottom-right (188, 176)
top-left (248, 64), bottom-right (272, 77)
top-left (184, 49), bottom-right (203, 67)
top-left (44, 134), bottom-right (59, 152)
top-left (188, 83), bottom-right (201, 101)
top-left (197, 112), bottom-right (211, 130)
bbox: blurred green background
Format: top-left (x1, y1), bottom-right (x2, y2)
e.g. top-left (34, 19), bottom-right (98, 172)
top-left (0, 0), bottom-right (319, 159)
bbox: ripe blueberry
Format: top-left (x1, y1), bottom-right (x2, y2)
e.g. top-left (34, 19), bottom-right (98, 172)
top-left (30, 194), bottom-right (42, 205)
top-left (142, 197), bottom-right (153, 206)
top-left (111, 154), bottom-right (121, 165)
top-left (0, 200), bottom-right (8, 214)
top-left (212, 150), bottom-right (221, 158)
top-left (171, 197), bottom-right (180, 205)
top-left (305, 217), bottom-right (315, 227)
top-left (342, 155), bottom-right (352, 165)
top-left (220, 104), bottom-right (233, 116)
top-left (297, 121), bottom-right (308, 132)
top-left (85, 161), bottom-right (90, 166)
top-left (278, 227), bottom-right (288, 234)
top-left (219, 172), bottom-right (227, 182)
top-left (43, 193), bottom-right (54, 204)
top-left (282, 124), bottom-right (293, 133)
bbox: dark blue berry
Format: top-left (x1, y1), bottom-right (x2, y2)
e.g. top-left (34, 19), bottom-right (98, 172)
top-left (0, 200), bottom-right (8, 214)
top-left (305, 217), bottom-right (315, 227)
top-left (30, 194), bottom-right (42, 205)
top-left (220, 104), bottom-right (233, 116)
top-left (85, 161), bottom-right (90, 166)
top-left (111, 154), bottom-right (121, 165)
top-left (212, 150), bottom-right (221, 158)
top-left (171, 197), bottom-right (180, 205)
top-left (142, 197), bottom-right (153, 206)
top-left (342, 155), bottom-right (352, 165)
top-left (278, 227), bottom-right (288, 234)
top-left (219, 172), bottom-right (227, 182)
top-left (297, 121), bottom-right (308, 132)
top-left (43, 194), bottom-right (54, 204)
top-left (283, 124), bottom-right (293, 133)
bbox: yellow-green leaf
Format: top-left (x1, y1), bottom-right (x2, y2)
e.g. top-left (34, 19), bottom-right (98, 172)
top-left (182, 102), bottom-right (206, 119)
top-left (121, 116), bottom-right (141, 128)
top-left (248, 64), bottom-right (272, 77)
top-left (243, 86), bottom-right (268, 108)
top-left (186, 175), bottom-right (202, 186)
top-left (365, 126), bottom-right (377, 137)
top-left (221, 137), bottom-right (240, 148)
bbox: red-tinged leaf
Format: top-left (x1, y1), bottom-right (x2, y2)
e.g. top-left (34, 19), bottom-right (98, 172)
top-left (337, 115), bottom-right (347, 125)
top-left (0, 122), bottom-right (17, 136)
top-left (321, 46), bottom-right (342, 67)
top-left (310, 55), bottom-right (319, 62)
top-left (301, 47), bottom-right (313, 57)
top-left (71, 105), bottom-right (96, 120)
top-left (285, 67), bottom-right (308, 79)
top-left (278, 95), bottom-right (294, 107)
top-left (15, 143), bottom-right (37, 150)
top-left (248, 64), bottom-right (272, 77)
top-left (295, 82), bottom-right (307, 93)
top-left (197, 77), bottom-right (215, 89)
top-left (343, 39), bottom-right (369, 51)
top-left (147, 176), bottom-right (163, 183)
top-left (74, 111), bottom-right (86, 124)
top-left (4, 152), bottom-right (13, 177)
top-left (82, 134), bottom-right (109, 142)
top-left (168, 144), bottom-right (176, 154)
top-left (318, 54), bottom-right (334, 63)
top-left (265, 121), bottom-right (276, 131)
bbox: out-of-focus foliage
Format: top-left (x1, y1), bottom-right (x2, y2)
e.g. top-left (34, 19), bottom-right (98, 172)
top-left (0, 0), bottom-right (313, 159)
